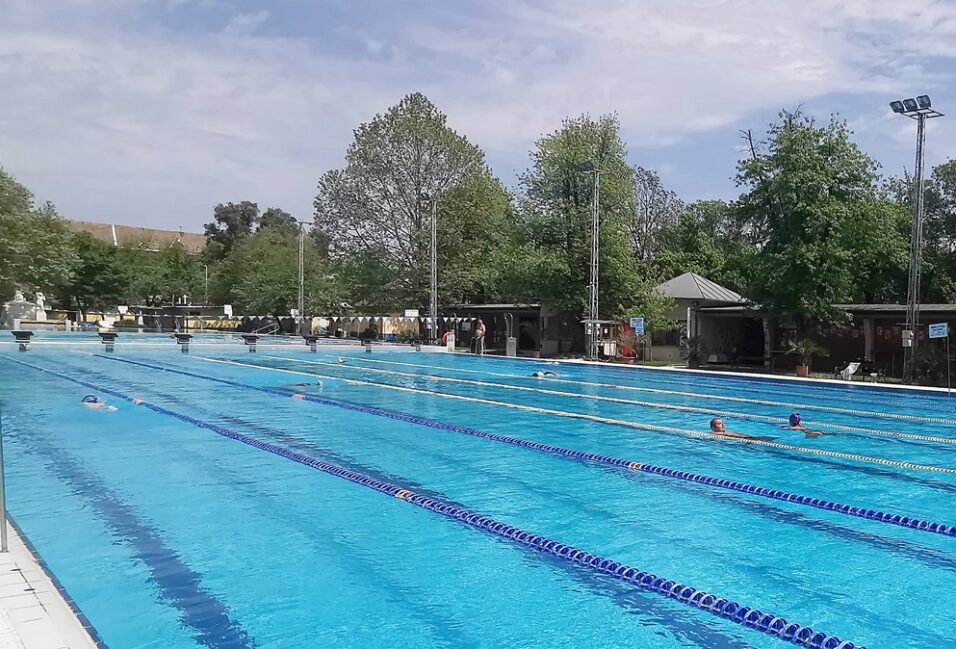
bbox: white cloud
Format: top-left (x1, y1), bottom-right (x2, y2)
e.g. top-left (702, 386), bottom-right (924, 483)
top-left (222, 10), bottom-right (269, 37)
top-left (0, 0), bottom-right (954, 228)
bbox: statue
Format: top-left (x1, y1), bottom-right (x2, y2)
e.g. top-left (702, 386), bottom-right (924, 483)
top-left (12, 290), bottom-right (25, 303)
top-left (34, 292), bottom-right (46, 311)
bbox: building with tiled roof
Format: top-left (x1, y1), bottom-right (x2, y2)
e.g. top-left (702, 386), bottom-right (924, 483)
top-left (66, 220), bottom-right (205, 253)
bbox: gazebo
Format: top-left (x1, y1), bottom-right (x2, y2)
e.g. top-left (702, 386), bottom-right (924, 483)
top-left (653, 272), bottom-right (750, 362)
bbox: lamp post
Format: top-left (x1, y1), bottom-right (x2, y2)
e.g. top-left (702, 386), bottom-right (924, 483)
top-left (430, 197), bottom-right (438, 343)
top-left (580, 163), bottom-right (603, 360)
top-left (890, 95), bottom-right (945, 383)
top-left (296, 220), bottom-right (311, 336)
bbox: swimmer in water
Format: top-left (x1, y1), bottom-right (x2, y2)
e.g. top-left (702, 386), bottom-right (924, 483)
top-left (531, 370), bottom-right (559, 378)
top-left (81, 395), bottom-right (116, 411)
top-left (709, 418), bottom-right (774, 441)
top-left (337, 357), bottom-right (346, 364)
top-left (781, 412), bottom-right (827, 438)
top-left (288, 380), bottom-right (323, 388)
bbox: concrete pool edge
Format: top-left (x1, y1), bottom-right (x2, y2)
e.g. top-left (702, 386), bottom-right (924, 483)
top-left (0, 518), bottom-right (103, 649)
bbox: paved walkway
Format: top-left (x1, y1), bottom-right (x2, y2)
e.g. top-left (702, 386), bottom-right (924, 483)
top-left (0, 526), bottom-right (99, 649)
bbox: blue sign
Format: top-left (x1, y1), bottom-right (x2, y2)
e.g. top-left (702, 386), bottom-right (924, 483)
top-left (929, 322), bottom-right (949, 339)
top-left (629, 317), bottom-right (645, 335)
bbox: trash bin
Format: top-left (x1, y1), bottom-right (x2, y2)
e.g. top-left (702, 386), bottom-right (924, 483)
top-left (506, 337), bottom-right (517, 357)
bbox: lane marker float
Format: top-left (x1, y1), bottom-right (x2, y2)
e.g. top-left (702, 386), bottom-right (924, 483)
top-left (263, 355), bottom-right (956, 446)
top-left (4, 355), bottom-right (867, 649)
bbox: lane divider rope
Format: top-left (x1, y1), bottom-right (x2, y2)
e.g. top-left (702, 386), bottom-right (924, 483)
top-left (263, 355), bottom-right (956, 446)
top-left (187, 355), bottom-right (956, 477)
top-left (53, 354), bottom-right (956, 537)
top-left (3, 355), bottom-right (866, 649)
top-left (335, 355), bottom-right (956, 426)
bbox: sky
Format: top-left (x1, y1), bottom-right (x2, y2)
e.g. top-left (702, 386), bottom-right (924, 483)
top-left (1, 0), bottom-right (956, 232)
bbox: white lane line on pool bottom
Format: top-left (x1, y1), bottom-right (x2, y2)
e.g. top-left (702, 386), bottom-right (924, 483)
top-left (194, 356), bottom-right (956, 476)
top-left (317, 354), bottom-right (956, 427)
top-left (261, 355), bottom-right (956, 446)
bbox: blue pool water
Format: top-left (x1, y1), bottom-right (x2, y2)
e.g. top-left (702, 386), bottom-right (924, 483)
top-left (1, 338), bottom-right (955, 648)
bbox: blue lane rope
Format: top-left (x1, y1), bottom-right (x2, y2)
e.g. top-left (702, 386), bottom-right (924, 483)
top-left (340, 355), bottom-right (956, 426)
top-left (90, 354), bottom-right (956, 538)
top-left (261, 355), bottom-right (956, 446)
top-left (186, 355), bottom-right (956, 476)
top-left (4, 356), bottom-right (865, 649)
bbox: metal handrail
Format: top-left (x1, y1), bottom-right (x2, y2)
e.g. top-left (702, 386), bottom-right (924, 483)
top-left (252, 321), bottom-right (279, 336)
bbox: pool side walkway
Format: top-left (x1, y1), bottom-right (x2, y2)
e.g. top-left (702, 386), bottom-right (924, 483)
top-left (0, 525), bottom-right (99, 649)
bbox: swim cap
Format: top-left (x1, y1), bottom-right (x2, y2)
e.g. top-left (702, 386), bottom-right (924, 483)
top-left (789, 413), bottom-right (801, 426)
top-left (81, 395), bottom-right (99, 404)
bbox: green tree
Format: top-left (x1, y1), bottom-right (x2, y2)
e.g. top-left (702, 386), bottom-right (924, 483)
top-left (56, 233), bottom-right (127, 317)
top-left (505, 114), bottom-right (639, 319)
top-left (216, 227), bottom-right (337, 314)
top-left (0, 167), bottom-right (77, 301)
top-left (119, 244), bottom-right (203, 306)
top-left (203, 201), bottom-right (259, 259)
top-left (651, 200), bottom-right (756, 292)
top-left (629, 167), bottom-right (684, 260)
top-left (314, 93), bottom-right (487, 309)
top-left (258, 208), bottom-right (298, 236)
top-left (734, 111), bottom-right (904, 333)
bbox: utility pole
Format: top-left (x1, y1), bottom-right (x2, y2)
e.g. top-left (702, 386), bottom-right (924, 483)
top-left (298, 221), bottom-right (306, 336)
top-left (891, 96), bottom-right (944, 382)
top-left (587, 168), bottom-right (602, 360)
top-left (430, 197), bottom-right (438, 343)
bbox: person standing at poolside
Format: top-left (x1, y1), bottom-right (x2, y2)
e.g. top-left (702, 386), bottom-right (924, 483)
top-left (473, 319), bottom-right (486, 354)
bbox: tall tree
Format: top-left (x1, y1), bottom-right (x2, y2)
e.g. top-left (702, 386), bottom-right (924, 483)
top-left (314, 93), bottom-right (487, 308)
top-left (0, 167), bottom-right (77, 301)
top-left (215, 226), bottom-right (337, 314)
top-left (56, 233), bottom-right (127, 317)
top-left (629, 167), bottom-right (684, 260)
top-left (258, 207), bottom-right (298, 236)
top-left (505, 114), bottom-right (640, 319)
top-left (651, 200), bottom-right (755, 292)
top-left (734, 110), bottom-right (907, 333)
top-left (203, 201), bottom-right (259, 259)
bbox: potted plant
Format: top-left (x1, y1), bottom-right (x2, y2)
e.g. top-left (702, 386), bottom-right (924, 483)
top-left (680, 335), bottom-right (703, 369)
top-left (787, 338), bottom-right (827, 377)
top-left (616, 327), bottom-right (639, 364)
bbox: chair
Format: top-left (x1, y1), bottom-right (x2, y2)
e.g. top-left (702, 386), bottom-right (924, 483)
top-left (835, 362), bottom-right (861, 381)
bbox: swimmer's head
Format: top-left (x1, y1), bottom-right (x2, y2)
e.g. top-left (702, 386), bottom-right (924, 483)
top-left (789, 413), bottom-right (802, 427)
top-left (81, 395), bottom-right (99, 404)
top-left (710, 418), bottom-right (725, 433)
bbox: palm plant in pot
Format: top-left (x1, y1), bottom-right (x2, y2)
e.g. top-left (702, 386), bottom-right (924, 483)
top-left (680, 335), bottom-right (703, 369)
top-left (616, 327), bottom-right (639, 364)
top-left (787, 338), bottom-right (827, 377)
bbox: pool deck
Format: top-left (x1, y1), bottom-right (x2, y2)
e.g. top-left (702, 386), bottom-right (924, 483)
top-left (0, 525), bottom-right (99, 649)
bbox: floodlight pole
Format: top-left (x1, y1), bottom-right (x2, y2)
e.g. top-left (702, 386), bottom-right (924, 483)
top-left (430, 197), bottom-right (438, 344)
top-left (903, 113), bottom-right (926, 382)
top-left (894, 101), bottom-right (944, 382)
top-left (297, 221), bottom-right (306, 336)
top-left (587, 169), bottom-right (602, 361)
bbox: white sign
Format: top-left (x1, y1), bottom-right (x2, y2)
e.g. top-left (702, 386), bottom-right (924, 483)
top-left (117, 305), bottom-right (128, 315)
top-left (404, 309), bottom-right (420, 318)
top-left (629, 317), bottom-right (645, 336)
top-left (223, 305), bottom-right (233, 317)
top-left (929, 322), bottom-right (949, 339)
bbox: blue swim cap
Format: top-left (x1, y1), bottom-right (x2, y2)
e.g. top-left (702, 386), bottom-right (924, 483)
top-left (81, 395), bottom-right (98, 404)
top-left (789, 413), bottom-right (801, 426)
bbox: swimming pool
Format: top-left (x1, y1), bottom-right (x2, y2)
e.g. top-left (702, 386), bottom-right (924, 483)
top-left (1, 338), bottom-right (954, 648)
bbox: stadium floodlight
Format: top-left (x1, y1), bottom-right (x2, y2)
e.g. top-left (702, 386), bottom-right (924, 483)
top-left (889, 95), bottom-right (945, 382)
